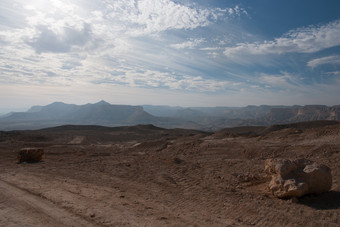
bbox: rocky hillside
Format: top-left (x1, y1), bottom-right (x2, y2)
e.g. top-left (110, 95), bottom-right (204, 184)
top-left (261, 105), bottom-right (340, 125)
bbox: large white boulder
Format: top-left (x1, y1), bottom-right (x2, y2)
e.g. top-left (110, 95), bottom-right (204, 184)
top-left (265, 158), bottom-right (332, 198)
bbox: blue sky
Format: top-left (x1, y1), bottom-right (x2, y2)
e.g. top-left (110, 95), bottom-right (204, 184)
top-left (0, 0), bottom-right (340, 112)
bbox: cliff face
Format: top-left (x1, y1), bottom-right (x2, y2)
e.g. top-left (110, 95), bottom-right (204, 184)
top-left (263, 105), bottom-right (340, 124)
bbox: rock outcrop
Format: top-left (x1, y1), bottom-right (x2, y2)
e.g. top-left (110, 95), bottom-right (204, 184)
top-left (265, 158), bottom-right (332, 198)
top-left (17, 148), bottom-right (44, 163)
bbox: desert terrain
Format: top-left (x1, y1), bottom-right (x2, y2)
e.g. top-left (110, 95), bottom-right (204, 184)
top-left (1, 121), bottom-right (340, 226)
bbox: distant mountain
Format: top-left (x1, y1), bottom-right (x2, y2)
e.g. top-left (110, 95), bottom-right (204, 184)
top-left (261, 105), bottom-right (340, 124)
top-left (143, 105), bottom-right (293, 120)
top-left (143, 104), bottom-right (340, 131)
top-left (0, 101), bottom-right (198, 131)
top-left (0, 102), bottom-right (339, 131)
top-left (142, 105), bottom-right (184, 117)
top-left (0, 112), bottom-right (13, 118)
top-left (202, 105), bottom-right (340, 130)
top-left (142, 105), bottom-right (299, 131)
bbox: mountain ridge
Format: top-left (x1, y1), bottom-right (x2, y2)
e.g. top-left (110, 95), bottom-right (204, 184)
top-left (0, 101), bottom-right (339, 131)
top-left (0, 101), bottom-right (198, 130)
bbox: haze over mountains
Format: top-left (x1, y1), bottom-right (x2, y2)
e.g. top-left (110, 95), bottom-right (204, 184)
top-left (0, 101), bottom-right (339, 131)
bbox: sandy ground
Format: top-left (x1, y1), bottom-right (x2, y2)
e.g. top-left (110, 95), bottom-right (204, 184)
top-left (1, 123), bottom-right (340, 226)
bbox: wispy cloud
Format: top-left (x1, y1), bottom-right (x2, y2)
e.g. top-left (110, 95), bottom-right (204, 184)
top-left (1, 1), bottom-right (339, 108)
top-left (91, 68), bottom-right (232, 92)
top-left (0, 0), bottom-right (245, 93)
top-left (307, 55), bottom-right (340, 68)
top-left (224, 20), bottom-right (340, 57)
top-left (327, 71), bottom-right (340, 75)
top-left (257, 72), bottom-right (301, 91)
top-left (170, 38), bottom-right (205, 49)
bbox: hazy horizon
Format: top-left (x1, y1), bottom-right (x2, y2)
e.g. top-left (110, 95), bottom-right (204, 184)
top-left (1, 100), bottom-right (340, 115)
top-left (1, 0), bottom-right (340, 111)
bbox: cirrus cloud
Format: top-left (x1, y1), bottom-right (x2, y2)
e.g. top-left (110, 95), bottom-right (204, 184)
top-left (170, 38), bottom-right (205, 49)
top-left (307, 55), bottom-right (340, 68)
top-left (224, 20), bottom-right (340, 57)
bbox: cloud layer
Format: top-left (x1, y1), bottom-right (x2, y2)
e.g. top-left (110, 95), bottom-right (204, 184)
top-left (0, 0), bottom-right (245, 93)
top-left (0, 0), bottom-right (339, 108)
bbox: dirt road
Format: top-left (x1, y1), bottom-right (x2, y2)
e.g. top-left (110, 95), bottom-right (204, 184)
top-left (0, 179), bottom-right (95, 227)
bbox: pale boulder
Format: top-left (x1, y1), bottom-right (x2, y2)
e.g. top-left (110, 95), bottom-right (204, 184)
top-left (265, 158), bottom-right (332, 198)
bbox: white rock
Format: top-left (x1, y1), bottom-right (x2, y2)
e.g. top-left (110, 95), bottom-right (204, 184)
top-left (265, 159), bottom-right (332, 198)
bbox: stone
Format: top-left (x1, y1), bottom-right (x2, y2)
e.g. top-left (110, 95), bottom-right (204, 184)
top-left (265, 158), bottom-right (332, 198)
top-left (17, 148), bottom-right (44, 163)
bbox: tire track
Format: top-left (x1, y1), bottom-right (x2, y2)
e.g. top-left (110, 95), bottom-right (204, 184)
top-left (0, 179), bottom-right (97, 227)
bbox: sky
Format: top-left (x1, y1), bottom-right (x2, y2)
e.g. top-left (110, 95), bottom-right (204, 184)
top-left (1, 0), bottom-right (340, 112)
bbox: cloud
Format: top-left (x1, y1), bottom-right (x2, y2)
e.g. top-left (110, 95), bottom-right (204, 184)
top-left (97, 69), bottom-right (230, 92)
top-left (170, 38), bottom-right (205, 49)
top-left (26, 24), bottom-right (92, 53)
top-left (224, 20), bottom-right (340, 57)
top-left (2, 1), bottom-right (340, 108)
top-left (0, 0), bottom-right (248, 104)
top-left (327, 71), bottom-right (340, 75)
top-left (307, 55), bottom-right (340, 68)
top-left (245, 71), bottom-right (340, 106)
top-left (62, 61), bottom-right (83, 70)
top-left (130, 0), bottom-right (211, 33)
top-left (254, 70), bottom-right (340, 103)
top-left (93, 1), bottom-right (247, 37)
top-left (258, 72), bottom-right (298, 89)
top-left (225, 5), bottom-right (248, 17)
